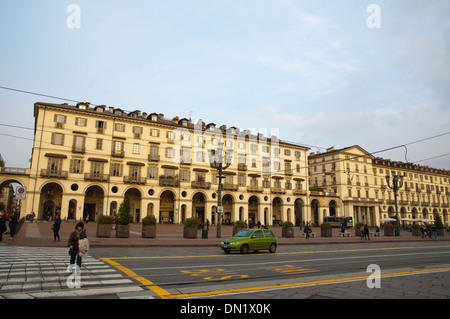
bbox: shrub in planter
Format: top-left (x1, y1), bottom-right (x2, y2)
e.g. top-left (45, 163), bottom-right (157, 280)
top-left (184, 217), bottom-right (199, 239)
top-left (412, 223), bottom-right (421, 236)
top-left (96, 215), bottom-right (113, 238)
top-left (142, 215), bottom-right (157, 238)
top-left (384, 222), bottom-right (395, 236)
top-left (320, 222), bottom-right (332, 237)
top-left (233, 220), bottom-right (247, 235)
top-left (282, 221), bottom-right (294, 238)
top-left (435, 214), bottom-right (445, 236)
top-left (116, 196), bottom-right (133, 238)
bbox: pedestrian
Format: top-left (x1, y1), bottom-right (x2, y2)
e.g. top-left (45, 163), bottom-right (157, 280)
top-left (304, 224), bottom-right (310, 239)
top-left (360, 224), bottom-right (365, 240)
top-left (0, 213), bottom-right (7, 241)
top-left (52, 214), bottom-right (61, 241)
top-left (420, 225), bottom-right (426, 238)
top-left (9, 212), bottom-right (18, 239)
top-left (68, 222), bottom-right (87, 269)
top-left (364, 224), bottom-right (370, 240)
top-left (431, 224), bottom-right (438, 239)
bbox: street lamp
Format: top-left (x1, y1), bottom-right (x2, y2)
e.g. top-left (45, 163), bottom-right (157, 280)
top-left (209, 142), bottom-right (232, 238)
top-left (385, 173), bottom-right (404, 236)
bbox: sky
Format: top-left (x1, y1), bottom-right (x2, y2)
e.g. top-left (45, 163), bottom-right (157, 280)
top-left (0, 0), bottom-right (449, 170)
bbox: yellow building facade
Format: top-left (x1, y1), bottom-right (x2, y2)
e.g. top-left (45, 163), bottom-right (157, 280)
top-left (8, 102), bottom-right (311, 225)
top-left (308, 146), bottom-right (450, 226)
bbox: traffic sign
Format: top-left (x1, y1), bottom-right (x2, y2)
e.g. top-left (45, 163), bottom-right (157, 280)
top-left (217, 206), bottom-right (223, 213)
top-left (16, 186), bottom-right (26, 200)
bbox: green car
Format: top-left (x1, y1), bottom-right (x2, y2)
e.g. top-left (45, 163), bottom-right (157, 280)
top-left (220, 229), bottom-right (277, 254)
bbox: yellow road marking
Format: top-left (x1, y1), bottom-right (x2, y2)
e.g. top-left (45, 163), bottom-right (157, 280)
top-left (100, 245), bottom-right (450, 299)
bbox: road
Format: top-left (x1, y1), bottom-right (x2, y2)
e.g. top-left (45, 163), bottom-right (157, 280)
top-left (90, 241), bottom-right (450, 299)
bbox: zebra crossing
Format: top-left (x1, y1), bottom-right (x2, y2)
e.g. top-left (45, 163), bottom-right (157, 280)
top-left (0, 245), bottom-right (151, 299)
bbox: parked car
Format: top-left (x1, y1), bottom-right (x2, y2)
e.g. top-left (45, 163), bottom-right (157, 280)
top-left (220, 229), bottom-right (277, 254)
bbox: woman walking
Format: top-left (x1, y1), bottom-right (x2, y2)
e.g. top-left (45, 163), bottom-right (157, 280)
top-left (52, 214), bottom-right (61, 241)
top-left (68, 222), bottom-right (87, 269)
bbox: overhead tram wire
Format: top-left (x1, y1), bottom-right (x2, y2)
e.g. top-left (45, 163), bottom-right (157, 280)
top-left (1, 85), bottom-right (450, 171)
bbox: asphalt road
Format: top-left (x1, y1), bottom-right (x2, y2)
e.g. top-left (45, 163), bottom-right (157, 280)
top-left (90, 241), bottom-right (450, 299)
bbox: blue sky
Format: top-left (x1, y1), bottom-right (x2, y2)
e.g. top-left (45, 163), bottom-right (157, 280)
top-left (1, 0), bottom-right (449, 169)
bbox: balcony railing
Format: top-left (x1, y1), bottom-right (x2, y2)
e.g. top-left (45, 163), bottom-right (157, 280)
top-left (40, 169), bottom-right (68, 179)
top-left (222, 183), bottom-right (238, 191)
top-left (159, 176), bottom-right (180, 187)
top-left (148, 154), bottom-right (160, 162)
top-left (271, 187), bottom-right (286, 194)
top-left (84, 173), bottom-right (110, 182)
top-left (124, 176), bottom-right (147, 185)
top-left (111, 150), bottom-right (125, 158)
top-left (247, 186), bottom-right (263, 193)
top-left (191, 181), bottom-right (211, 189)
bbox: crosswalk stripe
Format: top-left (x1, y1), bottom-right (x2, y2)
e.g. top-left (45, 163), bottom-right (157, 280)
top-left (0, 245), bottom-right (146, 298)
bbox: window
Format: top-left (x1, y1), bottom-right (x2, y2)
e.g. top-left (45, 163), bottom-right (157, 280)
top-left (166, 148), bottom-right (175, 158)
top-left (73, 135), bottom-right (86, 153)
top-left (148, 166), bottom-right (158, 179)
top-left (91, 161), bottom-right (104, 178)
top-left (180, 169), bottom-right (190, 182)
top-left (51, 133), bottom-right (64, 145)
top-left (96, 138), bottom-right (103, 150)
top-left (238, 174), bottom-right (246, 186)
top-left (69, 159), bottom-right (84, 174)
top-left (54, 114), bottom-right (66, 128)
top-left (150, 129), bottom-right (159, 137)
top-left (75, 117), bottom-right (87, 126)
top-left (110, 163), bottom-right (123, 177)
top-left (96, 120), bottom-right (106, 134)
top-left (47, 157), bottom-right (62, 174)
top-left (115, 123), bottom-right (125, 132)
top-left (133, 126), bottom-right (143, 139)
top-left (133, 143), bottom-right (140, 154)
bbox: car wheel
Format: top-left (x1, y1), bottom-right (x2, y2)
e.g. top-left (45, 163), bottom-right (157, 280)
top-left (240, 244), bottom-right (249, 254)
top-left (269, 243), bottom-right (277, 253)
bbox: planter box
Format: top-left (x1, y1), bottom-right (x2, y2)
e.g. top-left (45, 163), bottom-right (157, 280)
top-left (96, 223), bottom-right (112, 238)
top-left (321, 228), bottom-right (332, 237)
top-left (183, 226), bottom-right (198, 239)
top-left (282, 228), bottom-right (294, 238)
top-left (142, 225), bottom-right (156, 238)
top-left (412, 228), bottom-right (421, 236)
top-left (355, 229), bottom-right (362, 237)
top-left (437, 229), bottom-right (445, 237)
top-left (384, 228), bottom-right (395, 236)
top-left (116, 224), bottom-right (130, 238)
top-left (233, 226), bottom-right (245, 236)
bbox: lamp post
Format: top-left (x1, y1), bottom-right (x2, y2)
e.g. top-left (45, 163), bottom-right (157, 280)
top-left (385, 173), bottom-right (404, 236)
top-left (209, 142), bottom-right (231, 238)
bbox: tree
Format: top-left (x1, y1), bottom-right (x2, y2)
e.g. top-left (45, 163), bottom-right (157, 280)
top-left (0, 154), bottom-right (5, 168)
top-left (117, 195), bottom-right (133, 225)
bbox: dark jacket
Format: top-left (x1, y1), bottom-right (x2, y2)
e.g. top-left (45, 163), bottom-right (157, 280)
top-left (68, 230), bottom-right (87, 256)
top-left (52, 218), bottom-right (61, 231)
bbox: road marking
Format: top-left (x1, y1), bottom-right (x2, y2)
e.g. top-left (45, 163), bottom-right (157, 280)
top-left (181, 268), bottom-right (249, 281)
top-left (100, 245), bottom-right (450, 299)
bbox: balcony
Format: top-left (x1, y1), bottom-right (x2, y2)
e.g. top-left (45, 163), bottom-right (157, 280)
top-left (247, 186), bottom-right (264, 193)
top-left (238, 164), bottom-right (247, 171)
top-left (159, 176), bottom-right (180, 187)
top-left (223, 183), bottom-right (239, 191)
top-left (191, 181), bottom-right (211, 189)
top-left (271, 187), bottom-right (286, 194)
top-left (124, 176), bottom-right (147, 185)
top-left (293, 189), bottom-right (307, 196)
top-left (84, 173), bottom-right (110, 182)
top-left (148, 154), bottom-right (160, 162)
top-left (40, 169), bottom-right (68, 179)
top-left (72, 146), bottom-right (86, 154)
top-left (111, 150), bottom-right (125, 158)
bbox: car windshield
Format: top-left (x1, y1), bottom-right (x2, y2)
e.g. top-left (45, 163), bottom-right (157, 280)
top-left (235, 230), bottom-right (254, 237)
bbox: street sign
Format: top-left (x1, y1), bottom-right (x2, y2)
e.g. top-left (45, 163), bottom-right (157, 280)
top-left (217, 206), bottom-right (223, 213)
top-left (16, 186), bottom-right (26, 200)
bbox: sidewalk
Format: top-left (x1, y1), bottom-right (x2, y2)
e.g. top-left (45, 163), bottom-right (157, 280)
top-left (3, 220), bottom-right (450, 248)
